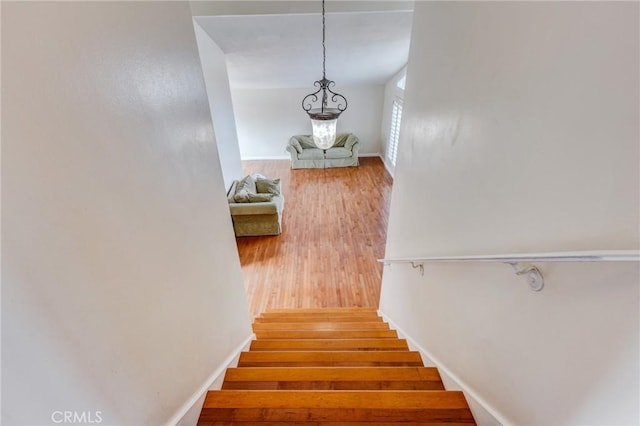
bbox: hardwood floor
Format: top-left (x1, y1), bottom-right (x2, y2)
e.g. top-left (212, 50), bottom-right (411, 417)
top-left (237, 157), bottom-right (393, 318)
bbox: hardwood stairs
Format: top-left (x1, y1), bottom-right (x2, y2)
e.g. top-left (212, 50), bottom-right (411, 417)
top-left (197, 308), bottom-right (476, 424)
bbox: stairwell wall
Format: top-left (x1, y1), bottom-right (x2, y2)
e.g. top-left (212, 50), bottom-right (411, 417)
top-left (380, 2), bottom-right (639, 425)
top-left (2, 2), bottom-right (252, 425)
top-left (193, 21), bottom-right (244, 191)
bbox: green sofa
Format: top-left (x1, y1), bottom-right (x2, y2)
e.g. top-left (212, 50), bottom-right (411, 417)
top-left (227, 176), bottom-right (284, 237)
top-left (286, 133), bottom-right (360, 169)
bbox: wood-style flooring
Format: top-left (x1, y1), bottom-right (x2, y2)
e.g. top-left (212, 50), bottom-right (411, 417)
top-left (237, 157), bottom-right (393, 318)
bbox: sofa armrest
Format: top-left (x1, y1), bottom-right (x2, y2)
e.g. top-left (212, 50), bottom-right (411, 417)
top-left (344, 134), bottom-right (359, 150)
top-left (227, 180), bottom-right (239, 203)
top-left (350, 140), bottom-right (360, 158)
top-left (285, 145), bottom-right (299, 159)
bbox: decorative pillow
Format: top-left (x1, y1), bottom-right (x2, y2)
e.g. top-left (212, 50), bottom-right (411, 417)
top-left (234, 175), bottom-right (257, 202)
top-left (297, 135), bottom-right (317, 149)
top-left (243, 175), bottom-right (257, 194)
top-left (234, 188), bottom-right (250, 203)
top-left (248, 193), bottom-right (274, 203)
top-left (290, 138), bottom-right (303, 154)
top-left (256, 177), bottom-right (281, 195)
top-left (334, 134), bottom-right (348, 147)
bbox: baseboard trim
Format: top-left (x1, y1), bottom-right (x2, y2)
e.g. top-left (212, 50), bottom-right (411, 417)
top-left (378, 311), bottom-right (510, 426)
top-left (380, 157), bottom-right (394, 178)
top-left (167, 333), bottom-right (254, 426)
top-left (241, 155), bottom-right (289, 161)
top-left (241, 154), bottom-right (383, 161)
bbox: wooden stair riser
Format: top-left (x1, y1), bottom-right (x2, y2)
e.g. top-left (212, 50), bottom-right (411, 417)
top-left (254, 329), bottom-right (398, 339)
top-left (250, 338), bottom-right (409, 351)
top-left (262, 308), bottom-right (378, 314)
top-left (199, 407), bottom-right (475, 422)
top-left (222, 367), bottom-right (444, 390)
top-left (224, 367), bottom-right (442, 381)
top-left (253, 322), bottom-right (390, 331)
top-left (222, 381), bottom-right (445, 390)
top-left (237, 351), bottom-right (424, 367)
top-left (255, 315), bottom-right (383, 323)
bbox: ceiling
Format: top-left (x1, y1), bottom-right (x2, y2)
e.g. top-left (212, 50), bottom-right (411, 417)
top-left (194, 9), bottom-right (413, 90)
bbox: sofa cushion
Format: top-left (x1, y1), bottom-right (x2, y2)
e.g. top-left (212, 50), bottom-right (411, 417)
top-left (230, 201), bottom-right (278, 215)
top-left (325, 147), bottom-right (353, 159)
top-left (299, 148), bottom-right (325, 160)
top-left (248, 193), bottom-right (274, 202)
top-left (256, 177), bottom-right (281, 195)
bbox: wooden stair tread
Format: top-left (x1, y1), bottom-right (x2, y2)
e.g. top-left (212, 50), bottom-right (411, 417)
top-left (201, 422), bottom-right (474, 426)
top-left (262, 308), bottom-right (378, 314)
top-left (250, 338), bottom-right (409, 351)
top-left (253, 321), bottom-right (390, 331)
top-left (237, 350), bottom-right (424, 367)
top-left (222, 367), bottom-right (445, 390)
top-left (200, 409), bottom-right (474, 423)
top-left (204, 390), bottom-right (469, 408)
top-left (255, 329), bottom-right (398, 339)
top-left (255, 312), bottom-right (383, 322)
top-left (255, 315), bottom-right (383, 323)
top-left (199, 390), bottom-right (474, 423)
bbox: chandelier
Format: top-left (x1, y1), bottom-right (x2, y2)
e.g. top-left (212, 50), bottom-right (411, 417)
top-left (301, 0), bottom-right (347, 150)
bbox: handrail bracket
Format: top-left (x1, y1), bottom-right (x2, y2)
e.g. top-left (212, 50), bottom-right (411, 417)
top-left (506, 262), bottom-right (544, 292)
top-left (410, 262), bottom-right (425, 276)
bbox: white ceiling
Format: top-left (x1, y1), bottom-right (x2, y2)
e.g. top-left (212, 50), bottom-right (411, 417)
top-left (194, 10), bottom-right (413, 90)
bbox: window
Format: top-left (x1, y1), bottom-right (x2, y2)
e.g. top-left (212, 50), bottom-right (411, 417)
top-left (396, 74), bottom-right (406, 91)
top-left (387, 98), bottom-right (403, 166)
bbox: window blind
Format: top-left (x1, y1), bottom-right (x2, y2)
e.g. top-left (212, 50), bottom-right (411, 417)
top-left (387, 99), bottom-right (403, 166)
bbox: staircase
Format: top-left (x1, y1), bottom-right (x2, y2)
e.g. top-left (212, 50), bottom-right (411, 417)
top-left (198, 308), bottom-right (476, 424)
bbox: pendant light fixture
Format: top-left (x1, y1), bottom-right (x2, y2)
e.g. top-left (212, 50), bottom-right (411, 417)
top-left (301, 0), bottom-right (347, 150)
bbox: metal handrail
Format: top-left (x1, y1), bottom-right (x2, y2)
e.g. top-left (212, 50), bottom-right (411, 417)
top-left (378, 250), bottom-right (639, 291)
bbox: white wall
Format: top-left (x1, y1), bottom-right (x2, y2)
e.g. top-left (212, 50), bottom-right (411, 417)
top-left (380, 2), bottom-right (639, 425)
top-left (2, 3), bottom-right (252, 425)
top-left (193, 20), bottom-right (243, 191)
top-left (380, 66), bottom-right (407, 176)
top-left (231, 86), bottom-right (384, 159)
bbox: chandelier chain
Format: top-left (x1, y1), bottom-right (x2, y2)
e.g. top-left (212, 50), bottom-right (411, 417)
top-left (322, 0), bottom-right (326, 79)
top-left (301, 0), bottom-right (347, 118)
